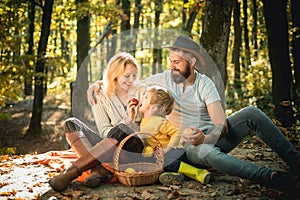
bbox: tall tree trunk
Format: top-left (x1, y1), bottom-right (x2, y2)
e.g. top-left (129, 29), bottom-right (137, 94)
top-left (72, 0), bottom-right (90, 120)
top-left (60, 22), bottom-right (70, 67)
top-left (182, 0), bottom-right (188, 30)
top-left (13, 7), bottom-right (21, 65)
top-left (263, 0), bottom-right (295, 127)
top-left (184, 3), bottom-right (200, 34)
top-left (24, 0), bottom-right (35, 96)
top-left (121, 0), bottom-right (131, 51)
top-left (121, 0), bottom-right (130, 32)
top-left (232, 0), bottom-right (242, 97)
top-left (200, 0), bottom-right (232, 86)
top-left (76, 1), bottom-right (90, 72)
top-left (152, 0), bottom-right (163, 74)
top-left (107, 0), bottom-right (118, 61)
top-left (291, 0), bottom-right (300, 105)
top-left (131, 0), bottom-right (142, 56)
top-left (252, 0), bottom-right (258, 58)
top-left (133, 0), bottom-right (141, 30)
top-left (107, 29), bottom-right (117, 62)
top-left (27, 0), bottom-right (53, 135)
top-left (242, 0), bottom-right (251, 69)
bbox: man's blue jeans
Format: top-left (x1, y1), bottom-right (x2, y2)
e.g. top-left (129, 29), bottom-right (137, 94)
top-left (186, 106), bottom-right (300, 185)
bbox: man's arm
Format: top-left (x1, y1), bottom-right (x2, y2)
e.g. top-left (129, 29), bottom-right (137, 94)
top-left (182, 101), bottom-right (227, 146)
top-left (207, 101), bottom-right (228, 134)
top-left (202, 101), bottom-right (228, 144)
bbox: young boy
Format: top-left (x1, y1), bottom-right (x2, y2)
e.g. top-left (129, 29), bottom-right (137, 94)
top-left (138, 86), bottom-right (211, 185)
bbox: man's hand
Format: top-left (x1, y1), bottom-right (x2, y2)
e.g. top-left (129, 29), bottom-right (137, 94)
top-left (87, 81), bottom-right (102, 106)
top-left (181, 127), bottom-right (205, 146)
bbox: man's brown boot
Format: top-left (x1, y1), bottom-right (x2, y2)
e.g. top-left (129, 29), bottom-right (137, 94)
top-left (48, 138), bottom-right (118, 192)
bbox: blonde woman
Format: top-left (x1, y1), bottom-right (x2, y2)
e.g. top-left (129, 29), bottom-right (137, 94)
top-left (49, 52), bottom-right (146, 192)
top-left (91, 52), bottom-right (146, 137)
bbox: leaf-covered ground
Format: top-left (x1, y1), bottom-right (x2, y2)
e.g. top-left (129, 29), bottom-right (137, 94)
top-left (1, 99), bottom-right (300, 200)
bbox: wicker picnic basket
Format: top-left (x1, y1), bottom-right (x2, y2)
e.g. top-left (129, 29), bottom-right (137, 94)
top-left (113, 132), bottom-right (164, 186)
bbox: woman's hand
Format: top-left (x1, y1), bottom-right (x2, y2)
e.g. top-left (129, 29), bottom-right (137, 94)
top-left (181, 127), bottom-right (205, 146)
top-left (87, 81), bottom-right (103, 106)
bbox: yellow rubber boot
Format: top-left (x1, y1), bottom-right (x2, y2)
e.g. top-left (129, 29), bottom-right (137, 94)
top-left (178, 162), bottom-right (211, 185)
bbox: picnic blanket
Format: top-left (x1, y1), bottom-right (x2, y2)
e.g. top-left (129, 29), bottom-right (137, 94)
top-left (25, 149), bottom-right (118, 183)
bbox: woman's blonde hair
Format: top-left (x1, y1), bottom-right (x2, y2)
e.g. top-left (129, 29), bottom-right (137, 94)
top-left (103, 52), bottom-right (139, 97)
top-left (147, 86), bottom-right (175, 116)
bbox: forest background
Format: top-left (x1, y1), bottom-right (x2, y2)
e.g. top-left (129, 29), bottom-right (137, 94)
top-left (0, 0), bottom-right (300, 154)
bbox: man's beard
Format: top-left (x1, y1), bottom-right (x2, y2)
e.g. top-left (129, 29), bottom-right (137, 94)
top-left (171, 63), bottom-right (192, 83)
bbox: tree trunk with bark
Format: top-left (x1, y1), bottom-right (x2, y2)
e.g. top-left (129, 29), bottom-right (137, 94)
top-left (200, 0), bottom-right (232, 87)
top-left (291, 0), bottom-right (300, 107)
top-left (72, 0), bottom-right (90, 120)
top-left (152, 0), bottom-right (163, 74)
top-left (232, 0), bottom-right (242, 98)
top-left (182, 0), bottom-right (188, 30)
top-left (252, 0), bottom-right (258, 58)
top-left (27, 0), bottom-right (53, 135)
top-left (121, 0), bottom-right (131, 51)
top-left (262, 0), bottom-right (295, 127)
top-left (242, 0), bottom-right (251, 69)
top-left (184, 3), bottom-right (200, 34)
top-left (131, 0), bottom-right (142, 57)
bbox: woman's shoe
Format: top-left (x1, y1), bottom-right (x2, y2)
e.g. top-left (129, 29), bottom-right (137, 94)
top-left (84, 174), bottom-right (103, 188)
top-left (84, 165), bottom-right (113, 188)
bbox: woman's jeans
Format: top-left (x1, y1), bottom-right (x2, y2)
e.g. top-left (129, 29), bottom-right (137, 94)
top-left (186, 106), bottom-right (300, 185)
top-left (64, 117), bottom-right (103, 147)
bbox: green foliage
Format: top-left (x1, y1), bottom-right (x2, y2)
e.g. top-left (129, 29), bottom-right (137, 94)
top-left (0, 0), bottom-right (299, 145)
top-left (226, 60), bottom-right (274, 117)
top-left (0, 147), bottom-right (17, 155)
top-left (0, 61), bottom-right (26, 107)
top-left (0, 113), bottom-right (11, 120)
top-left (183, 0), bottom-right (205, 11)
top-left (226, 0), bottom-right (274, 116)
top-left (72, 1), bottom-right (122, 23)
top-left (0, 0), bottom-right (29, 107)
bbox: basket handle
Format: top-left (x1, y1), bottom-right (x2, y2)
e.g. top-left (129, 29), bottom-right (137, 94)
top-left (113, 132), bottom-right (164, 171)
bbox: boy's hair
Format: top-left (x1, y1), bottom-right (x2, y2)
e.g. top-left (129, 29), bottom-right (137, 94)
top-left (147, 86), bottom-right (175, 116)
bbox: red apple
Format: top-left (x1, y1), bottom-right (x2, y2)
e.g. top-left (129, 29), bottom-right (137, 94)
top-left (131, 97), bottom-right (139, 106)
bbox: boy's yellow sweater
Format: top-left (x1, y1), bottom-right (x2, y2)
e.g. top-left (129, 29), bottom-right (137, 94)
top-left (140, 116), bottom-right (183, 149)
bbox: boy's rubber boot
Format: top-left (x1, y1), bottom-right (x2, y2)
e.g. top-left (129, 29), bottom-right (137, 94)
top-left (178, 162), bottom-right (211, 185)
top-left (159, 172), bottom-right (185, 186)
top-left (48, 138), bottom-right (118, 192)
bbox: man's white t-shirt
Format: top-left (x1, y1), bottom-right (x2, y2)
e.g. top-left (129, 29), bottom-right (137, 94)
top-left (143, 70), bottom-right (221, 131)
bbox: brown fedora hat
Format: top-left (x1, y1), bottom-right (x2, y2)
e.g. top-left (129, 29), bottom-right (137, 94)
top-left (162, 35), bottom-right (204, 66)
